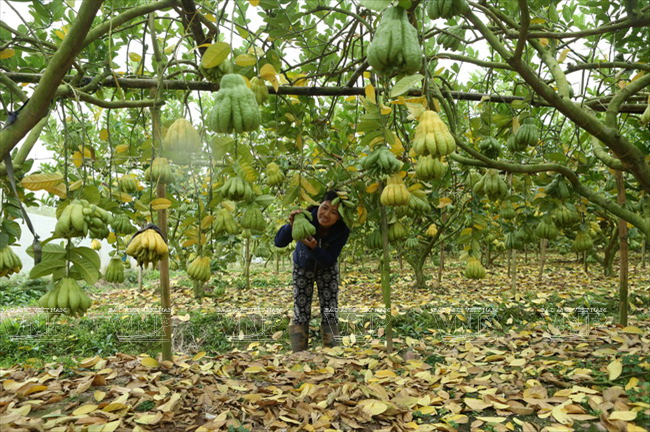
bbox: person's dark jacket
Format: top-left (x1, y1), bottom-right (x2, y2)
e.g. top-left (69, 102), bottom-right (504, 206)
top-left (274, 207), bottom-right (350, 270)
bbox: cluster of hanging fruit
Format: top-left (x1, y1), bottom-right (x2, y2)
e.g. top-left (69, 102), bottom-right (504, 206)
top-left (37, 278), bottom-right (92, 317)
top-left (125, 225), bottom-right (169, 268)
top-left (54, 200), bottom-right (113, 239)
top-left (104, 257), bottom-right (125, 283)
top-left (0, 247), bottom-right (22, 278)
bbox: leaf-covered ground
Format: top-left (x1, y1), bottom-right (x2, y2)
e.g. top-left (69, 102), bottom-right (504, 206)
top-left (1, 256), bottom-right (649, 432)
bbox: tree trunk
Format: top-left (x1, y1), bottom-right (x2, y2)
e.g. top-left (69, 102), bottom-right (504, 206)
top-left (524, 244), bottom-right (528, 264)
top-left (138, 266), bottom-right (143, 292)
top-left (615, 171), bottom-right (629, 326)
top-left (507, 248), bottom-right (512, 277)
top-left (243, 237), bottom-right (252, 290)
top-left (510, 249), bottom-right (517, 294)
top-left (151, 95), bottom-right (172, 362)
top-left (379, 196), bottom-right (393, 353)
top-left (193, 279), bottom-right (203, 299)
top-left (438, 242), bottom-right (445, 284)
top-left (538, 238), bottom-right (547, 281)
top-left (602, 227), bottom-right (619, 277)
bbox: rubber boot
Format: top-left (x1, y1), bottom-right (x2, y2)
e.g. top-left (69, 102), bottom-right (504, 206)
top-left (288, 324), bottom-right (309, 353)
top-left (321, 320), bottom-right (339, 348)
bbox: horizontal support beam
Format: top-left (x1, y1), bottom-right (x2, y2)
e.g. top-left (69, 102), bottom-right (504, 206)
top-left (3, 72), bottom-right (646, 113)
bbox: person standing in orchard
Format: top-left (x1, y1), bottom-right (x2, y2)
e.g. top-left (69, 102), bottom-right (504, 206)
top-left (275, 191), bottom-right (350, 353)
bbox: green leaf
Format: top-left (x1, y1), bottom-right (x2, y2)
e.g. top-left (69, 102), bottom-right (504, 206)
top-left (390, 74), bottom-right (423, 98)
top-left (283, 184), bottom-right (300, 207)
top-left (211, 136), bottom-right (234, 158)
top-left (30, 258), bottom-right (66, 279)
top-left (69, 247), bottom-right (100, 285)
top-left (26, 242), bottom-right (66, 261)
top-left (1, 219), bottom-right (21, 241)
top-left (255, 195), bottom-right (275, 208)
top-left (546, 152), bottom-right (568, 162)
top-left (511, 99), bottom-right (528, 110)
top-left (201, 42), bottom-right (231, 68)
top-left (82, 185), bottom-right (101, 204)
top-left (360, 0), bottom-right (391, 11)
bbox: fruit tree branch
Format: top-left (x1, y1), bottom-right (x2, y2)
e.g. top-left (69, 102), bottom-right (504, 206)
top-left (450, 139), bottom-right (649, 237)
top-left (3, 72), bottom-right (646, 113)
top-left (0, 0), bottom-right (104, 162)
top-left (465, 9), bottom-right (650, 193)
top-left (81, 0), bottom-right (175, 49)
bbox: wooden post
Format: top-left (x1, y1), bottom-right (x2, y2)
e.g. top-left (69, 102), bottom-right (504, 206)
top-left (151, 102), bottom-right (172, 362)
top-left (538, 238), bottom-right (546, 281)
top-left (615, 171), bottom-right (628, 326)
top-left (510, 249), bottom-right (517, 294)
top-left (379, 187), bottom-right (393, 353)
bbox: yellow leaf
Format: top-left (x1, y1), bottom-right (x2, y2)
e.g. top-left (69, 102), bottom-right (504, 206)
top-left (418, 406), bottom-right (437, 415)
top-left (464, 398), bottom-right (492, 411)
top-left (509, 358), bottom-right (526, 367)
top-left (201, 42), bottom-right (231, 68)
top-left (79, 356), bottom-right (101, 368)
top-left (73, 404), bottom-right (98, 416)
top-left (627, 425), bottom-right (647, 432)
top-left (260, 63), bottom-right (277, 81)
top-left (157, 393), bottom-right (181, 412)
top-left (244, 366), bottom-right (266, 373)
top-left (55, 30), bottom-right (66, 40)
top-left (94, 390), bottom-right (106, 402)
top-left (625, 377), bottom-right (639, 391)
top-left (249, 0), bottom-right (260, 5)
top-left (10, 405), bottom-right (31, 416)
top-left (235, 54), bottom-right (257, 67)
top-left (539, 38), bottom-right (549, 47)
top-left (20, 173), bottom-right (64, 191)
top-left (100, 128), bottom-right (109, 141)
top-left (609, 411), bottom-right (636, 421)
top-left (366, 183), bottom-right (380, 193)
top-left (476, 416), bottom-right (507, 423)
top-left (345, 96), bottom-right (357, 102)
top-left (0, 48), bottom-right (16, 60)
top-left (300, 177), bottom-right (318, 195)
top-left (193, 351), bottom-right (206, 361)
top-left (607, 359), bottom-right (622, 380)
top-left (181, 239), bottom-right (196, 248)
top-left (44, 183), bottom-right (67, 199)
top-left (622, 326), bottom-right (644, 335)
top-left (115, 144), bottom-right (129, 153)
top-left (103, 403), bottom-right (128, 412)
top-left (151, 198), bottom-right (172, 210)
top-left (558, 48), bottom-right (570, 63)
top-left (113, 191), bottom-right (132, 203)
top-left (141, 357), bottom-right (159, 368)
top-left (359, 399), bottom-right (388, 416)
top-left (375, 369), bottom-right (397, 378)
top-left (631, 71), bottom-right (646, 82)
top-left (437, 197), bottom-right (452, 208)
top-left (204, 13), bottom-right (216, 22)
top-left (135, 412), bottom-right (163, 425)
top-left (365, 84), bottom-right (376, 104)
top-left (129, 52), bottom-right (142, 62)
